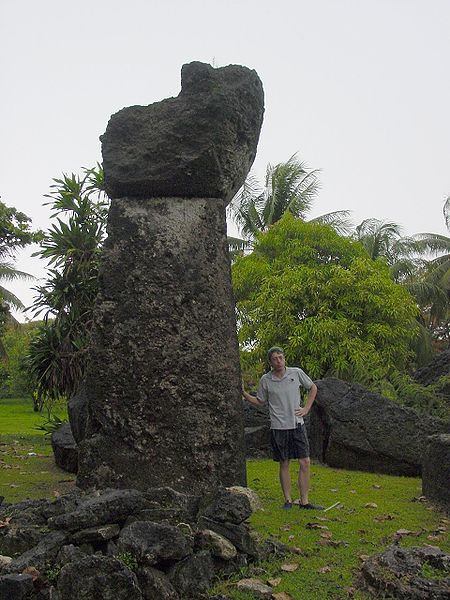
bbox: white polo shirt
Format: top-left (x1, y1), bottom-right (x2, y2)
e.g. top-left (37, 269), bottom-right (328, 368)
top-left (257, 367), bottom-right (314, 430)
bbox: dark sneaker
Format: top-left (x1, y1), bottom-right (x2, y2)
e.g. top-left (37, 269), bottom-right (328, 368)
top-left (283, 501), bottom-right (293, 509)
top-left (299, 503), bottom-right (324, 510)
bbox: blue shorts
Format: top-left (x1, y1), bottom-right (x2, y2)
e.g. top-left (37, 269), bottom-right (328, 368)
top-left (270, 424), bottom-right (310, 461)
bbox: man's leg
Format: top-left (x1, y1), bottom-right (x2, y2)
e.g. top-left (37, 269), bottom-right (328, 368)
top-left (298, 457), bottom-right (311, 505)
top-left (279, 459), bottom-right (292, 503)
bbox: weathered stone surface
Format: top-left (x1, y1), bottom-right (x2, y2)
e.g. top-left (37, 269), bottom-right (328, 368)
top-left (102, 61), bottom-right (264, 202)
top-left (199, 488), bottom-right (252, 524)
top-left (5, 531), bottom-right (67, 573)
top-left (422, 434), bottom-right (450, 513)
top-left (360, 545), bottom-right (450, 599)
top-left (56, 543), bottom-right (89, 566)
top-left (51, 423), bottom-right (78, 474)
top-left (77, 195), bottom-right (247, 493)
top-left (308, 378), bottom-right (449, 475)
top-left (56, 555), bottom-right (142, 600)
top-left (0, 573), bottom-right (34, 600)
top-left (197, 516), bottom-right (257, 556)
top-left (71, 523), bottom-right (121, 544)
top-left (134, 487), bottom-right (200, 524)
top-left (0, 525), bottom-right (46, 557)
top-left (136, 566), bottom-right (180, 600)
top-left (196, 529), bottom-right (237, 560)
top-left (117, 521), bottom-right (193, 567)
top-left (413, 349), bottom-right (450, 386)
top-left (226, 486), bottom-right (263, 512)
top-left (236, 577), bottom-right (273, 599)
top-left (48, 489), bottom-right (148, 531)
top-left (67, 381), bottom-right (88, 443)
top-left (168, 550), bottom-right (214, 599)
top-left (0, 555), bottom-right (12, 569)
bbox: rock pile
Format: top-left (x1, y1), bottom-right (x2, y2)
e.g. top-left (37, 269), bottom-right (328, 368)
top-left (0, 486), bottom-right (284, 600)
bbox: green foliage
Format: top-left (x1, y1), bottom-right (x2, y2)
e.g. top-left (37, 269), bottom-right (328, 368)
top-left (233, 214), bottom-right (419, 386)
top-left (0, 320), bottom-right (41, 398)
top-left (0, 200), bottom-right (40, 321)
top-left (27, 166), bottom-right (109, 404)
top-left (35, 413), bottom-right (67, 436)
top-left (0, 200), bottom-right (42, 254)
top-left (385, 371), bottom-right (450, 421)
top-left (116, 551), bottom-right (138, 572)
top-left (45, 565), bottom-right (61, 584)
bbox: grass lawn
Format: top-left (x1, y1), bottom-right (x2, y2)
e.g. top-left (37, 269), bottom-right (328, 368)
top-left (1, 397), bottom-right (448, 599)
top-left (0, 397), bottom-right (76, 503)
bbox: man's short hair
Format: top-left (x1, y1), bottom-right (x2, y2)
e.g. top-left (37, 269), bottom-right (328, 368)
top-left (267, 346), bottom-right (284, 360)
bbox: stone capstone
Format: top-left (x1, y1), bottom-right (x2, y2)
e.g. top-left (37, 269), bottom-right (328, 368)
top-left (56, 555), bottom-right (142, 600)
top-left (101, 61), bottom-right (264, 202)
top-left (422, 434), bottom-right (450, 513)
top-left (360, 545), bottom-right (450, 599)
top-left (308, 378), bottom-right (449, 476)
top-left (51, 423), bottom-right (78, 474)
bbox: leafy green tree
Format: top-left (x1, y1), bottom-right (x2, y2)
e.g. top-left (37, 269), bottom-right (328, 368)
top-left (27, 167), bottom-right (109, 405)
top-left (228, 154), bottom-right (352, 244)
top-left (0, 200), bottom-right (40, 357)
top-left (232, 214), bottom-right (419, 387)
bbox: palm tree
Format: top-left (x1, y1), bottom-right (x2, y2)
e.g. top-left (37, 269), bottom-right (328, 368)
top-left (228, 154), bottom-right (352, 246)
top-left (354, 199), bottom-right (450, 349)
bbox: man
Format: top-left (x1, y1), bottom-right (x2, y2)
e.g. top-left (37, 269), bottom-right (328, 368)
top-left (242, 346), bottom-right (323, 510)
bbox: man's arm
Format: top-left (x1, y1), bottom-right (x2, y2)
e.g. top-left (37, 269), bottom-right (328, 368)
top-left (295, 382), bottom-right (317, 418)
top-left (242, 386), bottom-right (265, 407)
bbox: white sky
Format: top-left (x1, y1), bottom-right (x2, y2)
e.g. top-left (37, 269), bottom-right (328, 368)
top-left (1, 0), bottom-right (450, 321)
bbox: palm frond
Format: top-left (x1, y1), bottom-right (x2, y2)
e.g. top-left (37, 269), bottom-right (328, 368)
top-left (0, 285), bottom-right (25, 311)
top-left (310, 210), bottom-right (353, 235)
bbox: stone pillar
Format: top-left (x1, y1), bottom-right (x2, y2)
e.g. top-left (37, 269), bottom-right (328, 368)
top-left (76, 62), bottom-right (264, 494)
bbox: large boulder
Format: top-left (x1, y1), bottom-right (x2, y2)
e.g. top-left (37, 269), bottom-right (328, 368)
top-left (77, 61), bottom-right (264, 494)
top-left (101, 61), bottom-right (264, 202)
top-left (308, 378), bottom-right (449, 476)
top-left (51, 423), bottom-right (78, 474)
top-left (422, 434), bottom-right (450, 513)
